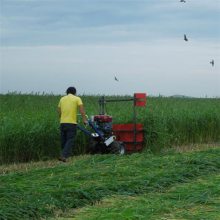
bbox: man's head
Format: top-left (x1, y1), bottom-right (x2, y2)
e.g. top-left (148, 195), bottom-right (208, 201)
top-left (66, 87), bottom-right (76, 95)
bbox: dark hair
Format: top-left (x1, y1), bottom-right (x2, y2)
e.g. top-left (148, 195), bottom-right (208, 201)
top-left (66, 87), bottom-right (76, 95)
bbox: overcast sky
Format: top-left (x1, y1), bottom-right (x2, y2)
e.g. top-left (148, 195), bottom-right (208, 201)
top-left (0, 0), bottom-right (219, 97)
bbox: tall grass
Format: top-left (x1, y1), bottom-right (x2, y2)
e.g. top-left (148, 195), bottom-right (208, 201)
top-left (0, 93), bottom-right (220, 164)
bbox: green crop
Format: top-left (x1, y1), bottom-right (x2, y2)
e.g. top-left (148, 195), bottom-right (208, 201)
top-left (0, 93), bottom-right (220, 164)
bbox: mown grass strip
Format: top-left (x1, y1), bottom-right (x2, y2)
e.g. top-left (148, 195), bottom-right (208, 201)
top-left (0, 148), bottom-right (220, 219)
top-left (72, 174), bottom-right (220, 220)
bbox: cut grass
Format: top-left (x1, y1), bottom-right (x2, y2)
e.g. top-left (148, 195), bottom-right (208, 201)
top-left (165, 143), bottom-right (220, 153)
top-left (0, 144), bottom-right (217, 175)
top-left (0, 155), bottom-right (91, 175)
top-left (72, 174), bottom-right (220, 220)
top-left (0, 148), bottom-right (220, 219)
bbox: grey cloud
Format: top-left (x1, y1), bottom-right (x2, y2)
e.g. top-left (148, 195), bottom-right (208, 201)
top-left (1, 0), bottom-right (219, 46)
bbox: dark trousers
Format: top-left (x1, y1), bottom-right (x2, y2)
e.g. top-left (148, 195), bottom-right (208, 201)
top-left (60, 123), bottom-right (77, 158)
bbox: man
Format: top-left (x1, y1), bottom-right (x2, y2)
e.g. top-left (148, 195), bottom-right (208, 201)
top-left (58, 87), bottom-right (87, 162)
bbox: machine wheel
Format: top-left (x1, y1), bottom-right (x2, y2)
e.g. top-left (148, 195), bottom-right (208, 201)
top-left (109, 141), bottom-right (125, 155)
top-left (87, 138), bottom-right (106, 154)
top-left (87, 139), bottom-right (99, 154)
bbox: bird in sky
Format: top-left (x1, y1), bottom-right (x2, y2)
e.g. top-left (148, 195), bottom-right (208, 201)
top-left (114, 76), bottom-right (119, 81)
top-left (210, 59), bottom-right (214, 67)
top-left (180, 0), bottom-right (186, 3)
top-left (184, 34), bottom-right (188, 41)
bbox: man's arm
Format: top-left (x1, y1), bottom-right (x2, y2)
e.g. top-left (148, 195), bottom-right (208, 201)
top-left (79, 105), bottom-right (88, 125)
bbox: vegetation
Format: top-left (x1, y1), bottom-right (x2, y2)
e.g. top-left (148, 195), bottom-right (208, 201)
top-left (0, 147), bottom-right (219, 219)
top-left (0, 93), bottom-right (220, 164)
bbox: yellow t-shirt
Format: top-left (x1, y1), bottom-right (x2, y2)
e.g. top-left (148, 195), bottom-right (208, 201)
top-left (58, 94), bottom-right (83, 124)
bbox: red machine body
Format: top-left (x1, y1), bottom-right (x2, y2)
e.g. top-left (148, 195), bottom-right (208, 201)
top-left (94, 115), bottom-right (112, 123)
top-left (134, 93), bottom-right (146, 106)
top-left (113, 123), bottom-right (144, 152)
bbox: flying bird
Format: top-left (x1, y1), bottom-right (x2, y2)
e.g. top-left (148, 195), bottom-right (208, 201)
top-left (180, 0), bottom-right (186, 3)
top-left (114, 76), bottom-right (119, 81)
top-left (210, 59), bottom-right (214, 67)
top-left (184, 34), bottom-right (188, 41)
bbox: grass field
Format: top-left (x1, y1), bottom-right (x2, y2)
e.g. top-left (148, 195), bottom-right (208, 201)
top-left (0, 93), bottom-right (220, 164)
top-left (0, 147), bottom-right (219, 219)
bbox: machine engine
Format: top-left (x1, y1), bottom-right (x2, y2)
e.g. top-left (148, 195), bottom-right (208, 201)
top-left (92, 115), bottom-right (113, 137)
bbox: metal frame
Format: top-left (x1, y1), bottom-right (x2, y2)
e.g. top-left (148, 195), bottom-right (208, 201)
top-left (98, 94), bottom-right (145, 151)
